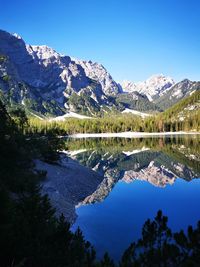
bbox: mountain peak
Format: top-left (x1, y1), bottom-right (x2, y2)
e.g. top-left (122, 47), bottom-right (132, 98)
top-left (74, 58), bottom-right (122, 95)
top-left (0, 29), bottom-right (122, 115)
top-left (120, 74), bottom-right (175, 101)
top-left (0, 29), bottom-right (198, 117)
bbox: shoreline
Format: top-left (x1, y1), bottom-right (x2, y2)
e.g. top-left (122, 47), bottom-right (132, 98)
top-left (69, 131), bottom-right (200, 138)
top-left (37, 154), bottom-right (104, 224)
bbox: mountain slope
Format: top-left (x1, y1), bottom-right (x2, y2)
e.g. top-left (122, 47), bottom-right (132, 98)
top-left (74, 59), bottom-right (122, 96)
top-left (0, 30), bottom-right (120, 116)
top-left (0, 29), bottom-right (199, 117)
top-left (162, 89), bottom-right (200, 119)
top-left (155, 79), bottom-right (200, 110)
top-left (115, 91), bottom-right (160, 112)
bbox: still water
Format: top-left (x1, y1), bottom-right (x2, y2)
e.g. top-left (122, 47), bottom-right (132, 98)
top-left (66, 135), bottom-right (200, 260)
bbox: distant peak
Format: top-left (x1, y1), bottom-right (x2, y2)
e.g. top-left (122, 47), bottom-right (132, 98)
top-left (147, 73), bottom-right (172, 80)
top-left (120, 74), bottom-right (175, 98)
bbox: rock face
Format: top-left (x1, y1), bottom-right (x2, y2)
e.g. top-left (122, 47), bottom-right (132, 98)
top-left (36, 154), bottom-right (104, 223)
top-left (120, 76), bottom-right (200, 110)
top-left (74, 59), bottom-right (122, 96)
top-left (122, 161), bottom-right (176, 187)
top-left (0, 30), bottom-right (120, 115)
top-left (120, 74), bottom-right (175, 101)
top-left (0, 29), bottom-right (199, 115)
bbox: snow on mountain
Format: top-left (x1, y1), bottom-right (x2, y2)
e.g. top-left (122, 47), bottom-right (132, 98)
top-left (49, 112), bottom-right (92, 121)
top-left (120, 74), bottom-right (175, 101)
top-left (155, 79), bottom-right (200, 110)
top-left (120, 80), bottom-right (137, 93)
top-left (0, 29), bottom-right (198, 116)
top-left (170, 79), bottom-right (196, 99)
top-left (121, 108), bottom-right (151, 118)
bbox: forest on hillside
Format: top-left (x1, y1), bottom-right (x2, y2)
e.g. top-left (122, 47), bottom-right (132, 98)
top-left (25, 90), bottom-right (200, 135)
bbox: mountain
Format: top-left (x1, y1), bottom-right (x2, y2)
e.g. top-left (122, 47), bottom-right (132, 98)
top-left (0, 29), bottom-right (199, 117)
top-left (120, 76), bottom-right (200, 112)
top-left (120, 74), bottom-right (175, 101)
top-left (74, 59), bottom-right (122, 96)
top-left (66, 138), bottom-right (200, 206)
top-left (0, 29), bottom-right (120, 116)
top-left (161, 89), bottom-right (200, 123)
top-left (154, 79), bottom-right (200, 110)
top-left (115, 91), bottom-right (160, 112)
top-left (122, 161), bottom-right (176, 187)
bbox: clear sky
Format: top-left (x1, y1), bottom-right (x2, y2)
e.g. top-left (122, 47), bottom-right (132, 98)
top-left (1, 0), bottom-right (200, 82)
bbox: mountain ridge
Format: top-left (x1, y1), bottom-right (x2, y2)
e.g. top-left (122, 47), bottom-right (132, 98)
top-left (120, 74), bottom-right (175, 101)
top-left (0, 29), bottom-right (199, 116)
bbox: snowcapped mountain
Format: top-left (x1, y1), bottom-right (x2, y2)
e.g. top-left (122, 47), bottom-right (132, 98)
top-left (120, 74), bottom-right (175, 101)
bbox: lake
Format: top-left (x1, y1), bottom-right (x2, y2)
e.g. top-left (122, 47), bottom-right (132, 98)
top-left (65, 135), bottom-right (200, 260)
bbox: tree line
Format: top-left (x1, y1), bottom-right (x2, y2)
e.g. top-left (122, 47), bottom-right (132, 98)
top-left (26, 109), bottom-right (199, 136)
top-left (25, 90), bottom-right (200, 135)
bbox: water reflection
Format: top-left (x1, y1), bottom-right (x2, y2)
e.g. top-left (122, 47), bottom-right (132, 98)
top-left (64, 135), bottom-right (200, 205)
top-left (65, 135), bottom-right (200, 259)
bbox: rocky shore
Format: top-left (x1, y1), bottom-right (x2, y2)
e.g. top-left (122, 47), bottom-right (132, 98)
top-left (35, 154), bottom-right (104, 223)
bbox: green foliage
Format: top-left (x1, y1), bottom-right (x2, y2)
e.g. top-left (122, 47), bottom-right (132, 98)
top-left (0, 88), bottom-right (7, 104)
top-left (152, 90), bottom-right (200, 132)
top-left (0, 87), bottom-right (20, 108)
top-left (115, 93), bottom-right (159, 111)
top-left (68, 92), bottom-right (101, 116)
top-left (25, 90), bottom-right (200, 136)
top-left (2, 74), bottom-right (10, 82)
top-left (162, 89), bottom-right (200, 120)
top-left (41, 100), bottom-right (64, 115)
top-left (23, 97), bottom-right (40, 110)
top-left (0, 54), bottom-right (7, 62)
top-left (9, 106), bottom-right (29, 132)
top-left (27, 114), bottom-right (145, 135)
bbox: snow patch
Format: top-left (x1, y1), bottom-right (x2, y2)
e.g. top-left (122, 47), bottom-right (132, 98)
top-left (70, 131), bottom-right (200, 138)
top-left (49, 112), bottom-right (92, 121)
top-left (122, 108), bottom-right (151, 118)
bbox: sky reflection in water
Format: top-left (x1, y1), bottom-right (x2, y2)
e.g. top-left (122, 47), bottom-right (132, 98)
top-left (69, 136), bottom-right (200, 259)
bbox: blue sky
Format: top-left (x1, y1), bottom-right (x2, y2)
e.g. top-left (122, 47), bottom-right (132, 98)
top-left (1, 0), bottom-right (200, 82)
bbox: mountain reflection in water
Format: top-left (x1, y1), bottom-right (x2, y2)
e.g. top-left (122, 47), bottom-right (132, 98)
top-left (65, 135), bottom-right (200, 259)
